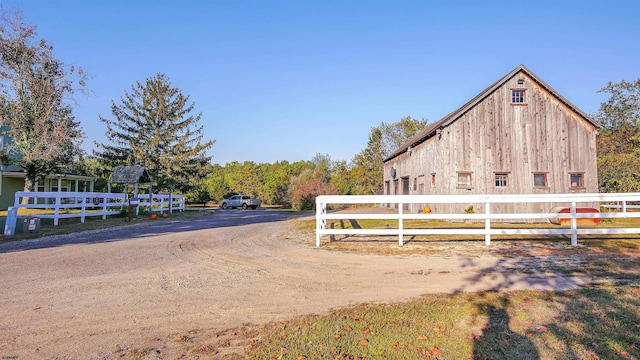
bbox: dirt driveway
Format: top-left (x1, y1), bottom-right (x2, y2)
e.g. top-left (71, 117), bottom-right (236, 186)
top-left (0, 210), bottom-right (591, 359)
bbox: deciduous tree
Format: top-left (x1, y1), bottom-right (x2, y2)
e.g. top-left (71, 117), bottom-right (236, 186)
top-left (0, 11), bottom-right (86, 191)
top-left (351, 116), bottom-right (427, 194)
top-left (595, 78), bottom-right (640, 192)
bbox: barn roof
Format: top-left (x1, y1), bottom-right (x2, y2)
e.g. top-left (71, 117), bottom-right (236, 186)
top-left (109, 165), bottom-right (152, 184)
top-left (384, 64), bottom-right (601, 162)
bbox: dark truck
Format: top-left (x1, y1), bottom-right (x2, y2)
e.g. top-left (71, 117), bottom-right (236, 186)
top-left (220, 194), bottom-right (261, 209)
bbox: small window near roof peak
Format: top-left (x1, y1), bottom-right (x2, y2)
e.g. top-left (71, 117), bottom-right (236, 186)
top-left (512, 89), bottom-right (526, 103)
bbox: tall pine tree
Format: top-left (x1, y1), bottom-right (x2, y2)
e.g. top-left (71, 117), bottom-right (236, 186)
top-left (95, 73), bottom-right (214, 193)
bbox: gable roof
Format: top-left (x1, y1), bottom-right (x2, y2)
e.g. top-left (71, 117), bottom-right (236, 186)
top-left (109, 165), bottom-right (152, 184)
top-left (385, 64), bottom-right (601, 162)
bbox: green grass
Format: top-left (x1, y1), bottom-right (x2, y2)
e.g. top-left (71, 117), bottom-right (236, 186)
top-left (245, 285), bottom-right (640, 359)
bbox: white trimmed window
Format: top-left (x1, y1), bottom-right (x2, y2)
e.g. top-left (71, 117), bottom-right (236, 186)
top-left (511, 89), bottom-right (526, 103)
top-left (495, 173), bottom-right (508, 187)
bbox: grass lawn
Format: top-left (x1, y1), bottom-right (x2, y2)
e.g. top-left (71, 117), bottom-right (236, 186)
top-left (244, 284), bottom-right (640, 360)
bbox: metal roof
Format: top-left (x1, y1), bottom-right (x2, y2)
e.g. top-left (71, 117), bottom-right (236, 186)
top-left (384, 64), bottom-right (601, 162)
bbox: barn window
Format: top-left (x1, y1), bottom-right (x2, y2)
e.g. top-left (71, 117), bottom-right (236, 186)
top-left (431, 173), bottom-right (436, 187)
top-left (511, 89), bottom-right (526, 103)
top-left (533, 173), bottom-right (548, 187)
top-left (570, 173), bottom-right (585, 189)
top-left (495, 173), bottom-right (509, 187)
top-left (457, 172), bottom-right (472, 189)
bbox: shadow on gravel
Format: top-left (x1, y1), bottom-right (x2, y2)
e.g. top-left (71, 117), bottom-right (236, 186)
top-left (460, 248), bottom-right (640, 359)
top-left (0, 210), bottom-right (298, 253)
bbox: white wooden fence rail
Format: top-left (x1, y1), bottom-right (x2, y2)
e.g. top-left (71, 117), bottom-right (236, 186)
top-left (315, 193), bottom-right (640, 247)
top-left (137, 194), bottom-right (185, 213)
top-left (13, 191), bottom-right (126, 226)
top-left (11, 192), bottom-right (185, 226)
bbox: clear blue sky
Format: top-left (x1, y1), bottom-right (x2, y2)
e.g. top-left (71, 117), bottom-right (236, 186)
top-left (3, 0), bottom-right (639, 165)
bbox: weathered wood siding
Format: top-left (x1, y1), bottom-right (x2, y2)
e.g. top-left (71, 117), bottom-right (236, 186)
top-left (384, 72), bottom-right (598, 215)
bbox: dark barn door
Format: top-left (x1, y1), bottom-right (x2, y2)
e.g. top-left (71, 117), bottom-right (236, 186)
top-left (401, 177), bottom-right (410, 210)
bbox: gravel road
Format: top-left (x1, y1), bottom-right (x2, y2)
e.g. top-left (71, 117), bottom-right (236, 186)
top-left (0, 210), bottom-right (589, 359)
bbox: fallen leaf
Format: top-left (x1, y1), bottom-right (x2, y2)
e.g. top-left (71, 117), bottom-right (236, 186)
top-left (538, 326), bottom-right (548, 333)
top-left (429, 347), bottom-right (442, 355)
top-left (334, 334), bottom-right (341, 340)
top-left (391, 341), bottom-right (400, 350)
top-left (500, 332), bottom-right (511, 343)
top-left (344, 326), bottom-right (353, 332)
top-left (354, 316), bottom-right (363, 322)
top-left (359, 339), bottom-right (369, 346)
top-left (417, 334), bottom-right (428, 340)
top-left (362, 327), bottom-right (372, 335)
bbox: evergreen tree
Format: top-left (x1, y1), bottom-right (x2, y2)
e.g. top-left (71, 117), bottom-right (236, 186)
top-left (0, 11), bottom-right (86, 191)
top-left (95, 73), bottom-right (214, 193)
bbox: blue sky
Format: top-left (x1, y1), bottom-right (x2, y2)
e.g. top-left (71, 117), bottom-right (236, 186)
top-left (2, 0), bottom-right (639, 165)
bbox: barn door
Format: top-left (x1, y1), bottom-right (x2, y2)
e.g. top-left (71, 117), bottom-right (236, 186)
top-left (401, 177), bottom-right (410, 210)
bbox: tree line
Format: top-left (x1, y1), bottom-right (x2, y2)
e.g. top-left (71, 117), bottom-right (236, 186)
top-left (202, 116), bottom-right (426, 210)
top-left (1, 10), bottom-right (639, 209)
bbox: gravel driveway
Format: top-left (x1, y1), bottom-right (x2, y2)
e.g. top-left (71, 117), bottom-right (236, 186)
top-left (0, 210), bottom-right (589, 359)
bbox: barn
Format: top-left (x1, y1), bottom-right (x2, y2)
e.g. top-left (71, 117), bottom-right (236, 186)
top-left (383, 65), bottom-right (600, 214)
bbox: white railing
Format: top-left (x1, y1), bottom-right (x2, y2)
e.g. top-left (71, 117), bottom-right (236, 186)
top-left (137, 194), bottom-right (185, 213)
top-left (13, 191), bottom-right (126, 226)
top-left (315, 193), bottom-right (640, 247)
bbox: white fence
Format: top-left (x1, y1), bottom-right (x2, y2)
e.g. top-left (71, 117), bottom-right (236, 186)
top-left (315, 193), bottom-right (640, 247)
top-left (11, 191), bottom-right (185, 226)
top-left (137, 194), bottom-right (185, 213)
top-left (13, 191), bottom-right (126, 226)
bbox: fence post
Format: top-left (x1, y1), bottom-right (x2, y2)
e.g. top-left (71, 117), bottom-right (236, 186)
top-left (53, 194), bottom-right (60, 226)
top-left (4, 206), bottom-right (17, 236)
top-left (102, 195), bottom-right (108, 220)
top-left (570, 201), bottom-right (578, 246)
top-left (80, 196), bottom-right (86, 223)
top-left (485, 202), bottom-right (491, 246)
top-left (398, 204), bottom-right (403, 246)
top-left (315, 198), bottom-right (326, 247)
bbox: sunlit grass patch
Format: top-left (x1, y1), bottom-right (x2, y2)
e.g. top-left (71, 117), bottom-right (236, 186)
top-left (246, 285), bottom-right (640, 360)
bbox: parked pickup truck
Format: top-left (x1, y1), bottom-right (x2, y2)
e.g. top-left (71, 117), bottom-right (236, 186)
top-left (220, 195), bottom-right (261, 209)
